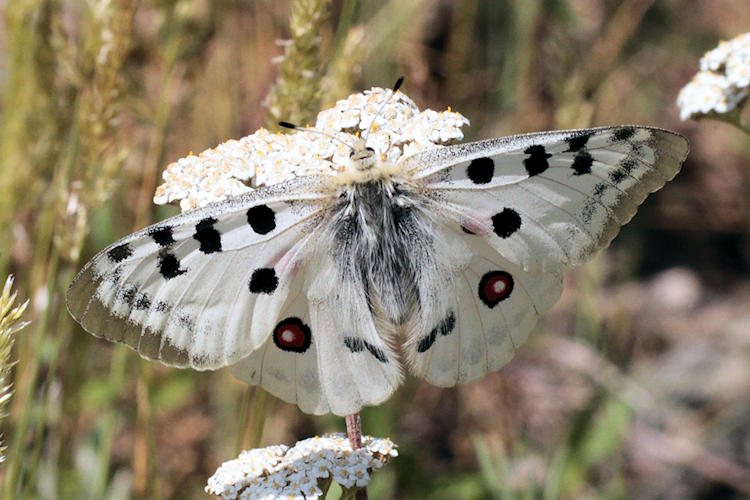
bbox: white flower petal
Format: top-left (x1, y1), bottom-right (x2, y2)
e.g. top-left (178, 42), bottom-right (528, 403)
top-left (679, 32), bottom-right (750, 120)
top-left (206, 433), bottom-right (398, 499)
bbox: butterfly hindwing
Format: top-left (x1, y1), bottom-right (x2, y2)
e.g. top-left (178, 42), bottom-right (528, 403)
top-left (231, 253), bottom-right (404, 416)
top-left (405, 126), bottom-right (689, 273)
top-left (404, 225), bottom-right (562, 386)
top-left (67, 177), bottom-right (330, 370)
top-left (230, 264), bottom-right (330, 415)
top-left (308, 292), bottom-right (402, 416)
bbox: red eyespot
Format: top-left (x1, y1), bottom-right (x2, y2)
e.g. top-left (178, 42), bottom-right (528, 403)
top-left (273, 317), bottom-right (311, 353)
top-left (478, 271), bottom-right (514, 308)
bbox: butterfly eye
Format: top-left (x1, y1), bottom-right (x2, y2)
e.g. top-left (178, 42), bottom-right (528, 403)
top-left (349, 151), bottom-right (355, 158)
top-left (366, 147), bottom-right (374, 153)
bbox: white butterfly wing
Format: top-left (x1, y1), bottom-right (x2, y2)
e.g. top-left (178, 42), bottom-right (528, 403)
top-left (404, 229), bottom-right (562, 386)
top-left (67, 177), bottom-right (330, 370)
top-left (230, 252), bottom-right (404, 416)
top-left (308, 254), bottom-right (403, 415)
top-left (229, 261), bottom-right (330, 415)
top-left (401, 126), bottom-right (688, 383)
top-left (404, 126), bottom-right (689, 273)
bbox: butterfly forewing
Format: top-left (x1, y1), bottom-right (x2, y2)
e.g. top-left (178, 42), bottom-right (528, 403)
top-left (67, 178), bottom-right (331, 370)
top-left (406, 126), bottom-right (689, 273)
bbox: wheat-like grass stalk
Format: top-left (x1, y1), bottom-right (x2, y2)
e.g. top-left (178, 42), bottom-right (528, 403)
top-left (0, 276), bottom-right (29, 463)
top-left (265, 0), bottom-right (330, 128)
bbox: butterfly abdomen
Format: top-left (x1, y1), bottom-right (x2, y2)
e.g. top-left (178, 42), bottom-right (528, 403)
top-left (330, 180), bottom-right (433, 324)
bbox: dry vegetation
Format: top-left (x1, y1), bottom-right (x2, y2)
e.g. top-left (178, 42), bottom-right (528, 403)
top-left (1, 0), bottom-right (749, 498)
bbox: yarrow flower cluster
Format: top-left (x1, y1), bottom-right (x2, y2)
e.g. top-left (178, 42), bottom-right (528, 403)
top-left (205, 433), bottom-right (398, 499)
top-left (154, 87), bottom-right (469, 211)
top-left (677, 32), bottom-right (750, 121)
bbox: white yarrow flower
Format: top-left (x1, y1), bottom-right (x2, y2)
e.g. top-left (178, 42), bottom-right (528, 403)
top-left (678, 32), bottom-right (750, 121)
top-left (155, 87), bottom-right (469, 211)
top-left (676, 71), bottom-right (748, 121)
top-left (206, 433), bottom-right (398, 499)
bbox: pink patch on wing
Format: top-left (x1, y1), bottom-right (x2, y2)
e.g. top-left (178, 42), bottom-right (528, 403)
top-left (460, 215), bottom-right (491, 236)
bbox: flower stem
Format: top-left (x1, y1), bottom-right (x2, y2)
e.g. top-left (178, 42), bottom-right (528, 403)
top-left (345, 413), bottom-right (368, 500)
top-left (709, 113), bottom-right (750, 137)
top-left (345, 413), bottom-right (362, 450)
top-left (732, 120), bottom-right (750, 137)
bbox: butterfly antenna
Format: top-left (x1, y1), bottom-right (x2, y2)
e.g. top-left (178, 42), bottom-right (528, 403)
top-left (278, 121), bottom-right (357, 151)
top-left (361, 76), bottom-right (405, 147)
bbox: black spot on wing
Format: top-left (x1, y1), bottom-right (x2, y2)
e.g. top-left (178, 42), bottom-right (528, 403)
top-left (466, 157), bottom-right (494, 184)
top-left (593, 183), bottom-right (608, 197)
top-left (194, 217), bottom-right (222, 253)
top-left (416, 311), bottom-right (456, 353)
top-left (247, 205), bottom-right (276, 234)
top-left (369, 345), bottom-right (388, 362)
top-left (158, 251), bottom-right (187, 279)
top-left (149, 226), bottom-right (175, 247)
top-left (491, 208), bottom-right (522, 238)
top-left (107, 243), bottom-right (132, 263)
top-left (175, 310), bottom-right (194, 331)
top-left (120, 285), bottom-right (136, 305)
top-left (581, 201), bottom-right (597, 224)
top-left (417, 330), bottom-right (437, 353)
top-left (630, 142), bottom-right (646, 157)
top-left (343, 337), bottom-right (388, 363)
top-left (437, 311), bottom-right (456, 336)
top-left (155, 300), bottom-right (170, 313)
top-left (609, 169), bottom-right (627, 184)
top-left (344, 337), bottom-right (364, 353)
top-left (523, 145), bottom-right (552, 176)
top-left (565, 132), bottom-right (593, 152)
top-left (612, 127), bottom-right (636, 142)
top-left (571, 150), bottom-right (593, 176)
top-left (249, 267), bottom-right (278, 294)
top-left (134, 292), bottom-right (152, 310)
top-left (619, 158), bottom-right (637, 174)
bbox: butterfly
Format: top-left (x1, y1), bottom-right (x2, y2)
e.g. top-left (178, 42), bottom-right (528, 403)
top-left (67, 84), bottom-right (689, 417)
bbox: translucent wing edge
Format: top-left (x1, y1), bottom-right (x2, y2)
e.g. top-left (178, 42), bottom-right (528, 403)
top-left (401, 126), bottom-right (689, 179)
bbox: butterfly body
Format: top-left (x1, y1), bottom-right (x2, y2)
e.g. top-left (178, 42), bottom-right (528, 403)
top-left (68, 122), bottom-right (688, 416)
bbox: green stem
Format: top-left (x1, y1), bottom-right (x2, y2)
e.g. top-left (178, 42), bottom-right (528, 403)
top-left (235, 387), bottom-right (252, 454)
top-left (245, 387), bottom-right (270, 450)
top-left (732, 120), bottom-right (750, 137)
top-left (88, 345), bottom-right (128, 500)
top-left (6, 240), bottom-right (61, 500)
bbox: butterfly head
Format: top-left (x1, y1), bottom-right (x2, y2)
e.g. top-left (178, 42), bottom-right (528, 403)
top-left (348, 141), bottom-right (377, 171)
top-left (349, 77), bottom-right (404, 173)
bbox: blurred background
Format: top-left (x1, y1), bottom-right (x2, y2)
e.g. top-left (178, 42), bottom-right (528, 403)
top-left (1, 0), bottom-right (749, 498)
